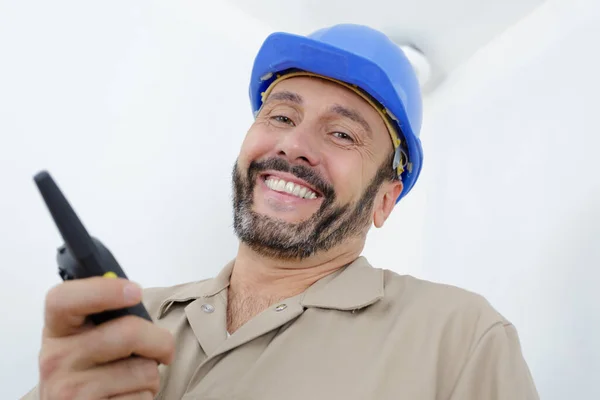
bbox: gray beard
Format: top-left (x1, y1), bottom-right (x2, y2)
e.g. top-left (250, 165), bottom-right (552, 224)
top-left (231, 158), bottom-right (387, 260)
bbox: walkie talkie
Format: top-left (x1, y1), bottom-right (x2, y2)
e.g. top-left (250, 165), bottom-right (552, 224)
top-left (33, 170), bottom-right (152, 325)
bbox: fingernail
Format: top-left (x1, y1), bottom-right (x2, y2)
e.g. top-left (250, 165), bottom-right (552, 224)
top-left (123, 282), bottom-right (142, 303)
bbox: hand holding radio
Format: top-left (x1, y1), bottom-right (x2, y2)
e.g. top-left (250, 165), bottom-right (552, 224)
top-left (33, 171), bottom-right (174, 399)
top-left (38, 277), bottom-right (173, 399)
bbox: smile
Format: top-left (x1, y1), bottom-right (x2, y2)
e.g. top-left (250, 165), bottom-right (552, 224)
top-left (263, 176), bottom-right (319, 200)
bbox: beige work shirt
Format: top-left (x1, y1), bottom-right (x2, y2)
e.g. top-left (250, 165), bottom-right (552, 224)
top-left (22, 256), bottom-right (539, 399)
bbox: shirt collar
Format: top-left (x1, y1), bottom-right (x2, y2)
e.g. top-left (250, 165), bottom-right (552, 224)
top-left (157, 260), bottom-right (234, 318)
top-left (300, 256), bottom-right (384, 311)
top-left (157, 256), bottom-right (383, 318)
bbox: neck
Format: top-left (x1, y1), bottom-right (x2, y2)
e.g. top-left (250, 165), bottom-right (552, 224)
top-left (229, 240), bottom-right (364, 300)
top-left (225, 239), bottom-right (365, 334)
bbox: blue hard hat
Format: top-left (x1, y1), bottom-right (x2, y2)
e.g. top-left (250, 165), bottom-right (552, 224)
top-left (249, 23), bottom-right (424, 202)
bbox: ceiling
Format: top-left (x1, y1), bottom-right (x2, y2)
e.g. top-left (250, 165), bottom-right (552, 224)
top-left (226, 0), bottom-right (546, 94)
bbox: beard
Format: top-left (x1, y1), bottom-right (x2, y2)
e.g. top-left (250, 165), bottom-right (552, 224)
top-left (231, 156), bottom-right (390, 261)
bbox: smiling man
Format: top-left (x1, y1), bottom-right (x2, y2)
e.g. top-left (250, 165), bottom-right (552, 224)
top-left (23, 24), bottom-right (539, 400)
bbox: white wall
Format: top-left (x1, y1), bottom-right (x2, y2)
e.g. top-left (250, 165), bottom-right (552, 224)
top-left (0, 1), bottom-right (272, 397)
top-left (408, 0), bottom-right (600, 399)
top-left (1, 0), bottom-right (598, 398)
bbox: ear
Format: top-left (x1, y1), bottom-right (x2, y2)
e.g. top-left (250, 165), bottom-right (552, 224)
top-left (373, 180), bottom-right (403, 228)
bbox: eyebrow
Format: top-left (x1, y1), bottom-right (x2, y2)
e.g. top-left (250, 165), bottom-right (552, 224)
top-left (264, 90), bottom-right (303, 105)
top-left (330, 104), bottom-right (372, 136)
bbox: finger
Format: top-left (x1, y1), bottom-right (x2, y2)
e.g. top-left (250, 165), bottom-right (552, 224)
top-left (73, 315), bottom-right (175, 368)
top-left (44, 277), bottom-right (143, 337)
top-left (109, 391), bottom-right (154, 400)
top-left (81, 357), bottom-right (160, 398)
top-left (40, 358), bottom-right (159, 400)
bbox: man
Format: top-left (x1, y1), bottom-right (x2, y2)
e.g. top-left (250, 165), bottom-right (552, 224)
top-left (22, 24), bottom-right (539, 399)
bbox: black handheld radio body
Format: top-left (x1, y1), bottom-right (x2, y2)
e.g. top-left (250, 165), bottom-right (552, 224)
top-left (33, 170), bottom-right (152, 325)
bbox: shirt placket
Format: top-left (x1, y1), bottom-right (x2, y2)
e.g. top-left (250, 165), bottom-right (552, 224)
top-left (182, 293), bottom-right (306, 398)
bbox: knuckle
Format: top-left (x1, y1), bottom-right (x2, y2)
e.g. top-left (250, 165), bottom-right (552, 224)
top-left (140, 359), bottom-right (159, 380)
top-left (142, 390), bottom-right (156, 400)
top-left (160, 330), bottom-right (176, 359)
top-left (48, 378), bottom-right (84, 400)
top-left (38, 345), bottom-right (66, 381)
top-left (126, 315), bottom-right (145, 334)
top-left (44, 284), bottom-right (64, 315)
top-left (131, 359), bottom-right (160, 392)
top-left (127, 391), bottom-right (155, 400)
top-left (92, 317), bottom-right (142, 358)
top-left (120, 317), bottom-right (144, 344)
top-left (83, 326), bottom-right (106, 358)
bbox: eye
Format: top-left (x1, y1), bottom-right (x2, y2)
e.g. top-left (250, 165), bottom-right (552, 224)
top-left (332, 131), bottom-right (355, 143)
top-left (271, 115), bottom-right (295, 126)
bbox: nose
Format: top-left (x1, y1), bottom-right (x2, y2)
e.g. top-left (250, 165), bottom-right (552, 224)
top-left (276, 127), bottom-right (321, 167)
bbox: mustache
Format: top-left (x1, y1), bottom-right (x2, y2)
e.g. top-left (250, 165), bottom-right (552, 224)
top-left (248, 157), bottom-right (335, 198)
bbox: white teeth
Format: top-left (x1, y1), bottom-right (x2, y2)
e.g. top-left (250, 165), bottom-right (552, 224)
top-left (264, 177), bottom-right (318, 200)
top-left (276, 180), bottom-right (286, 191)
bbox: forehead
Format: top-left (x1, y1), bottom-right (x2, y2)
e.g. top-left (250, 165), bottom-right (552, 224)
top-left (267, 76), bottom-right (372, 109)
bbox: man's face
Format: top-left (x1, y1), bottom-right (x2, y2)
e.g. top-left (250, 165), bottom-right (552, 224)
top-left (232, 76), bottom-right (401, 260)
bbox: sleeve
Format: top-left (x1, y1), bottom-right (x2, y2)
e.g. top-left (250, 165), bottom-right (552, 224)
top-left (448, 322), bottom-right (540, 400)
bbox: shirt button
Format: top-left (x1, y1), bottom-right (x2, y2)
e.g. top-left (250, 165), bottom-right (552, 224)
top-left (201, 304), bottom-right (215, 313)
top-left (275, 304), bottom-right (287, 312)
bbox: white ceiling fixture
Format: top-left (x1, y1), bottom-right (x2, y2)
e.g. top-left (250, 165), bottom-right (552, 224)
top-left (226, 0), bottom-right (547, 95)
top-left (398, 44), bottom-right (432, 89)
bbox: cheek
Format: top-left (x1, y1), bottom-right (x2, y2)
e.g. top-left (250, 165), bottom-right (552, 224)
top-left (326, 154), bottom-right (365, 202)
top-left (238, 126), bottom-right (277, 166)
